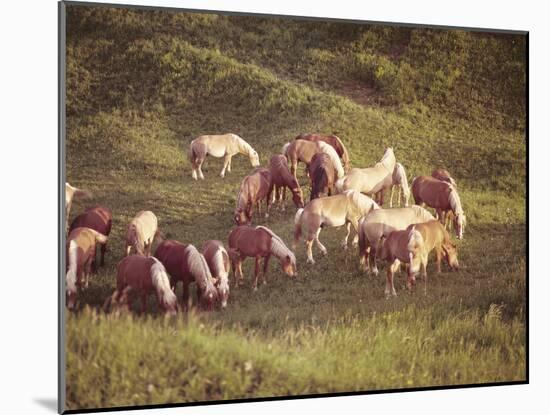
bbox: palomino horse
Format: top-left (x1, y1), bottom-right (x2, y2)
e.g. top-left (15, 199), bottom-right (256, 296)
top-left (228, 225), bottom-right (297, 290)
top-left (202, 240), bottom-right (231, 309)
top-left (294, 190), bottom-right (380, 264)
top-left (389, 163), bottom-right (410, 208)
top-left (65, 182), bottom-right (91, 231)
top-left (283, 139), bottom-right (344, 179)
top-left (107, 255), bottom-right (178, 315)
top-left (411, 176), bottom-right (466, 239)
top-left (155, 240), bottom-right (219, 311)
top-left (234, 168), bottom-right (273, 225)
top-left (66, 227), bottom-right (108, 310)
top-left (308, 152), bottom-right (337, 201)
top-left (69, 206), bottom-right (112, 268)
top-left (188, 133), bottom-right (260, 180)
top-left (295, 133), bottom-right (350, 172)
top-left (125, 210), bottom-right (160, 256)
top-left (432, 168), bottom-right (457, 188)
top-left (357, 205), bottom-right (435, 275)
top-left (268, 154), bottom-right (304, 211)
top-left (335, 148), bottom-right (396, 205)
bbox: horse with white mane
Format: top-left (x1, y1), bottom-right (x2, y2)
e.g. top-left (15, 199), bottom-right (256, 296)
top-left (411, 175), bottom-right (466, 239)
top-left (155, 240), bottom-right (219, 311)
top-left (357, 205), bottom-right (435, 275)
top-left (294, 190), bottom-right (380, 264)
top-left (189, 133), bottom-right (260, 180)
top-left (202, 240), bottom-right (231, 309)
top-left (283, 139), bottom-right (344, 180)
top-left (106, 255), bottom-right (178, 315)
top-left (389, 162), bottom-right (410, 208)
top-left (228, 225), bottom-right (297, 290)
top-left (294, 133), bottom-right (351, 172)
top-left (335, 147), bottom-right (396, 205)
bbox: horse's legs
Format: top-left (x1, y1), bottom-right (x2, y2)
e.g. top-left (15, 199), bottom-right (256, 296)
top-left (378, 189), bottom-right (385, 206)
top-left (262, 255), bottom-right (270, 285)
top-left (281, 187), bottom-right (287, 211)
top-left (435, 246), bottom-right (442, 273)
top-left (140, 293), bottom-right (147, 314)
top-left (197, 159), bottom-right (205, 180)
top-left (341, 222), bottom-right (351, 249)
top-left (227, 154), bottom-right (232, 173)
top-left (220, 154), bottom-right (231, 177)
top-left (398, 186), bottom-right (403, 207)
top-left (314, 227), bottom-right (327, 256)
top-left (125, 243), bottom-right (131, 257)
top-left (182, 283), bottom-right (190, 312)
top-left (100, 243), bottom-right (106, 267)
top-left (351, 219), bottom-right (360, 246)
top-left (385, 260), bottom-right (398, 297)
top-left (389, 186), bottom-right (394, 208)
top-left (306, 238), bottom-right (315, 264)
top-left (253, 256), bottom-right (261, 291)
top-left (370, 239), bottom-right (380, 276)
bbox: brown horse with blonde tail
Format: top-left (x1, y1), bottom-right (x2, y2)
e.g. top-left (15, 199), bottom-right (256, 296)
top-left (234, 168), bottom-right (273, 225)
top-left (106, 255), bottom-right (178, 315)
top-left (69, 206), bottom-right (112, 269)
top-left (66, 227), bottom-right (108, 310)
top-left (268, 154), bottom-right (304, 211)
top-left (155, 240), bottom-right (219, 311)
top-left (228, 225), bottom-right (297, 290)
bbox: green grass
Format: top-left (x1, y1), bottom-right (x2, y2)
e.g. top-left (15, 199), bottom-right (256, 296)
top-left (64, 5), bottom-right (526, 411)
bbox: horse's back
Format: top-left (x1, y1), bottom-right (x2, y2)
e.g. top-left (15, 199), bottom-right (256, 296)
top-left (194, 133), bottom-right (240, 157)
top-left (117, 255), bottom-right (156, 290)
top-left (408, 220), bottom-right (446, 250)
top-left (228, 226), bottom-right (270, 256)
top-left (70, 206), bottom-right (112, 236)
top-left (412, 176), bottom-right (451, 208)
top-left (154, 240), bottom-right (187, 276)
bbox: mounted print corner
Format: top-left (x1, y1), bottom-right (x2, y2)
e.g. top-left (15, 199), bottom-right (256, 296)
top-left (59, 1), bottom-right (528, 413)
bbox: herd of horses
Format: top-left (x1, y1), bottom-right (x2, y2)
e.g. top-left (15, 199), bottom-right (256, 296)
top-left (65, 132), bottom-right (466, 315)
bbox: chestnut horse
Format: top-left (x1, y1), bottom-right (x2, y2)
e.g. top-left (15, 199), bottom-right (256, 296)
top-left (411, 176), bottom-right (466, 239)
top-left (294, 190), bottom-right (380, 264)
top-left (202, 240), bottom-right (231, 309)
top-left (107, 255), bottom-right (178, 315)
top-left (432, 168), bottom-right (457, 188)
top-left (66, 227), bottom-right (108, 310)
top-left (155, 240), bottom-right (219, 311)
top-left (295, 133), bottom-right (350, 172)
top-left (234, 168), bottom-right (273, 225)
top-left (268, 154), bottom-right (304, 211)
top-left (69, 206), bottom-right (112, 268)
top-left (125, 210), bottom-right (160, 256)
top-left (228, 225), bottom-right (297, 290)
top-left (283, 139), bottom-right (343, 179)
top-left (188, 133), bottom-right (260, 179)
top-left (65, 182), bottom-right (91, 231)
top-left (308, 152), bottom-right (337, 201)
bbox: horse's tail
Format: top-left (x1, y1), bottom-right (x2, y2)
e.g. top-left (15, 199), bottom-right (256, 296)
top-left (335, 177), bottom-right (345, 193)
top-left (312, 167), bottom-right (328, 199)
top-left (87, 228), bottom-right (108, 244)
top-left (293, 208), bottom-right (304, 247)
top-left (281, 142), bottom-right (290, 156)
top-left (103, 289), bottom-right (119, 312)
top-left (357, 216), bottom-right (369, 263)
top-left (188, 141), bottom-right (196, 164)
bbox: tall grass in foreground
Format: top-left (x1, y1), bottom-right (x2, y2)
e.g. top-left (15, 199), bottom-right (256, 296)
top-left (66, 305), bottom-right (525, 410)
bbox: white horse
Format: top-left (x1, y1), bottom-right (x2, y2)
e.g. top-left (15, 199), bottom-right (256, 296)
top-left (357, 205), bottom-right (435, 275)
top-left (389, 163), bottom-right (410, 207)
top-left (294, 190), bottom-right (380, 264)
top-left (335, 148), bottom-right (396, 205)
top-left (188, 133), bottom-right (260, 179)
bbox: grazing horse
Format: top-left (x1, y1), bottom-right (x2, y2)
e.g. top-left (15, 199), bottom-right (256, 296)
top-left (357, 205), bottom-right (435, 275)
top-left (378, 228), bottom-right (424, 297)
top-left (125, 210), bottom-right (160, 256)
top-left (234, 168), bottom-right (273, 225)
top-left (107, 255), bottom-right (178, 315)
top-left (294, 190), bottom-right (380, 264)
top-left (389, 163), bottom-right (410, 208)
top-left (411, 176), bottom-right (466, 239)
top-left (268, 154), bottom-right (304, 211)
top-left (202, 240), bottom-right (231, 309)
top-left (406, 221), bottom-right (459, 288)
top-left (69, 206), bottom-right (112, 268)
top-left (66, 227), bottom-right (108, 310)
top-left (308, 152), bottom-right (337, 201)
top-left (228, 225), bottom-right (297, 290)
top-left (283, 139), bottom-right (343, 179)
top-left (188, 133), bottom-right (260, 179)
top-left (155, 240), bottom-right (218, 311)
top-left (335, 148), bottom-right (396, 205)
top-left (432, 168), bottom-right (457, 188)
top-left (295, 133), bottom-right (350, 172)
top-left (65, 182), bottom-right (91, 231)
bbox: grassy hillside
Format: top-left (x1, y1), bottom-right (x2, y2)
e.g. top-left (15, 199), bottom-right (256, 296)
top-left (64, 5), bottom-right (527, 411)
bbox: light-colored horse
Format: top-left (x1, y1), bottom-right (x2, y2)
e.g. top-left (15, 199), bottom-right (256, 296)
top-left (65, 182), bottom-right (91, 231)
top-left (357, 205), bottom-right (435, 275)
top-left (202, 240), bottom-right (231, 309)
top-left (294, 190), bottom-right (380, 264)
top-left (283, 139), bottom-right (344, 179)
top-left (188, 133), bottom-right (260, 179)
top-left (125, 210), bottom-right (159, 256)
top-left (295, 133), bottom-right (351, 172)
top-left (389, 162), bottom-right (410, 207)
top-left (335, 148), bottom-right (396, 205)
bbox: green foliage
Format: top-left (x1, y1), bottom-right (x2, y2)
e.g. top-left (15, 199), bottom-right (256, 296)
top-left (64, 5), bottom-right (526, 409)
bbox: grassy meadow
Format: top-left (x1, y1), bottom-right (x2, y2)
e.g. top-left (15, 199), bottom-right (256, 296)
top-left (64, 5), bottom-right (527, 411)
